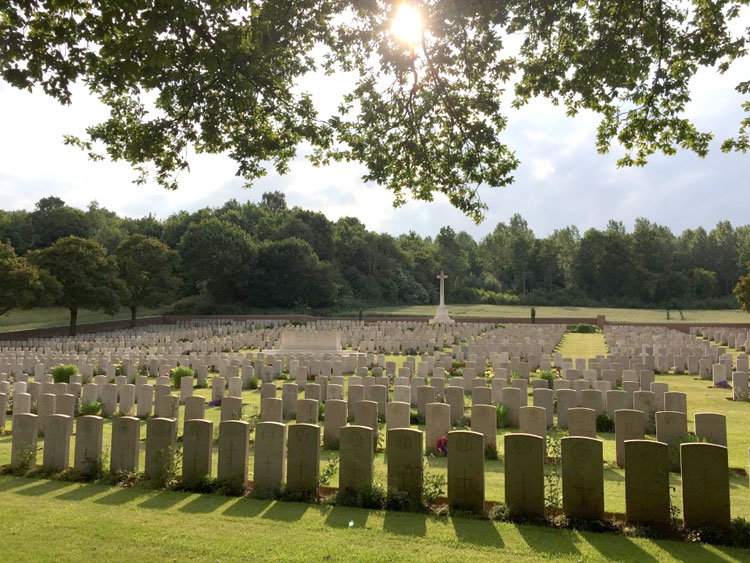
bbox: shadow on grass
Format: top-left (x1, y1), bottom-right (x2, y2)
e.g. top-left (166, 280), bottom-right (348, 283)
top-left (261, 500), bottom-right (310, 522)
top-left (603, 468), bottom-right (625, 482)
top-left (515, 522), bottom-right (581, 556)
top-left (15, 479), bottom-right (74, 497)
top-left (583, 530), bottom-right (659, 561)
top-left (222, 497), bottom-right (272, 518)
top-left (94, 487), bottom-right (149, 506)
top-left (56, 483), bottom-right (108, 502)
top-left (324, 504), bottom-right (370, 529)
top-left (138, 490), bottom-right (186, 510)
top-left (451, 515), bottom-right (504, 547)
top-left (383, 510), bottom-right (427, 536)
top-left (656, 536), bottom-right (745, 562)
top-left (0, 476), bottom-right (36, 493)
top-left (179, 494), bottom-right (234, 514)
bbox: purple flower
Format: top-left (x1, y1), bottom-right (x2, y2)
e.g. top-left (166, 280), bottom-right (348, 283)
top-left (208, 399), bottom-right (222, 407)
top-left (715, 380), bottom-right (732, 389)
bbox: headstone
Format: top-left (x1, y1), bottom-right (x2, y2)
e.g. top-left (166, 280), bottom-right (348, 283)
top-left (664, 391), bottom-right (687, 414)
top-left (217, 420), bottom-right (250, 487)
top-left (282, 383), bottom-right (298, 419)
top-left (261, 397), bottom-right (283, 423)
top-left (184, 396), bottom-right (206, 421)
top-left (447, 430), bottom-right (485, 513)
top-left (425, 403), bottom-right (450, 453)
top-left (296, 398), bottom-right (319, 424)
top-left (568, 408), bottom-right (597, 438)
top-left (354, 400), bottom-right (378, 447)
top-left (387, 428), bottom-right (423, 503)
top-left (470, 404), bottom-right (496, 453)
top-left (624, 439), bottom-right (670, 526)
top-left (533, 388), bottom-right (554, 428)
top-left (681, 443), bottom-right (730, 530)
top-left (182, 419), bottom-right (213, 485)
top-left (323, 399), bottom-right (347, 447)
top-left (694, 412), bottom-right (727, 446)
top-left (519, 406), bottom-right (546, 440)
top-left (286, 423), bottom-right (321, 494)
top-left (11, 413), bottom-right (38, 469)
top-left (504, 433), bottom-right (545, 518)
top-left (615, 409), bottom-right (645, 467)
top-left (144, 417), bottom-right (177, 482)
top-left (556, 389), bottom-right (577, 429)
top-left (220, 396), bottom-right (243, 421)
top-left (73, 415), bottom-right (103, 474)
top-left (253, 422), bottom-right (287, 493)
top-left (43, 414), bottom-right (71, 472)
top-left (446, 386), bottom-right (465, 424)
top-left (339, 425), bottom-right (375, 492)
top-left (561, 437), bottom-right (604, 520)
top-left (111, 416), bottom-right (140, 474)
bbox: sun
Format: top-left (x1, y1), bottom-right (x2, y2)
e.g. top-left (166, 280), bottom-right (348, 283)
top-left (391, 3), bottom-right (423, 49)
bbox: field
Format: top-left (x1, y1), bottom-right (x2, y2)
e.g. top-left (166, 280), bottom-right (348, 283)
top-left (0, 474), bottom-right (747, 562)
top-left (2, 304), bottom-right (750, 335)
top-left (0, 307), bottom-right (164, 333)
top-left (362, 304), bottom-right (750, 324)
top-left (2, 329), bottom-right (749, 560)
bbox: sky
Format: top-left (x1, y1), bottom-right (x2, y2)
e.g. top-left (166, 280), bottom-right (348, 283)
top-left (1, 23), bottom-right (748, 241)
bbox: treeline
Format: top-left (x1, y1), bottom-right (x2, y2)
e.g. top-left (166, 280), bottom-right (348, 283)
top-left (1, 195), bottom-right (749, 322)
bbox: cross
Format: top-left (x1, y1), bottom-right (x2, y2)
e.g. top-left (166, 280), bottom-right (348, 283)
top-left (573, 482), bottom-right (594, 505)
top-left (456, 469), bottom-right (473, 496)
top-left (262, 455), bottom-right (273, 475)
top-left (436, 271), bottom-right (448, 307)
top-left (398, 465), bottom-right (414, 489)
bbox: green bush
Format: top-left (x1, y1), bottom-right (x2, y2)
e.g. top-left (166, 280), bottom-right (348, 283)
top-left (80, 401), bottom-right (102, 416)
top-left (566, 323), bottom-right (598, 333)
top-left (595, 412), bottom-right (615, 433)
top-left (170, 366), bottom-right (194, 388)
top-left (538, 370), bottom-right (556, 388)
top-left (51, 364), bottom-right (79, 384)
top-left (496, 404), bottom-right (510, 428)
top-left (668, 433), bottom-right (706, 472)
top-left (247, 376), bottom-right (259, 390)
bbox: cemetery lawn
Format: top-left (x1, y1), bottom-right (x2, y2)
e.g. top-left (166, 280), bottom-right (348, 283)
top-left (0, 306), bottom-right (164, 333)
top-left (0, 475), bottom-right (748, 562)
top-left (362, 304), bottom-right (749, 323)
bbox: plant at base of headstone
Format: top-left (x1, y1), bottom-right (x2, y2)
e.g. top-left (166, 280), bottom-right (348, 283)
top-left (544, 435), bottom-right (562, 511)
top-left (242, 407), bottom-right (259, 439)
top-left (436, 435), bottom-right (448, 456)
top-left (496, 404), bottom-right (510, 428)
top-left (715, 380), bottom-right (731, 389)
top-left (595, 412), bottom-right (615, 433)
top-left (51, 364), bottom-right (79, 383)
top-left (317, 454), bottom-right (339, 488)
top-left (244, 376), bottom-right (259, 390)
top-left (511, 370), bottom-right (522, 380)
top-left (80, 400), bottom-right (102, 416)
top-left (484, 443), bottom-right (499, 460)
top-left (422, 462), bottom-right (447, 508)
top-left (317, 401), bottom-right (325, 421)
top-left (170, 366), bottom-right (194, 388)
top-left (385, 489), bottom-right (415, 512)
top-left (323, 437), bottom-right (340, 451)
top-left (538, 370), bottom-right (557, 387)
top-left (488, 503), bottom-right (512, 522)
top-left (409, 409), bottom-right (424, 425)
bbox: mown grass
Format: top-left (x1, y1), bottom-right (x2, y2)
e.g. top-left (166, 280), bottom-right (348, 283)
top-left (0, 307), bottom-right (164, 333)
top-left (361, 304), bottom-right (750, 323)
top-left (0, 475), bottom-right (748, 562)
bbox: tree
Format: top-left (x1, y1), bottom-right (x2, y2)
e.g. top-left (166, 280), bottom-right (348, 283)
top-left (2, 2), bottom-right (747, 221)
top-left (735, 264), bottom-right (750, 313)
top-left (115, 235), bottom-right (181, 327)
top-left (0, 241), bottom-right (56, 316)
top-left (29, 197), bottom-right (90, 249)
top-left (178, 218), bottom-right (255, 303)
top-left (27, 236), bottom-right (124, 335)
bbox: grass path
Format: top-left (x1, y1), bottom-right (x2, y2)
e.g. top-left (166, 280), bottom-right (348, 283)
top-left (0, 307), bottom-right (164, 333)
top-left (0, 475), bottom-right (747, 562)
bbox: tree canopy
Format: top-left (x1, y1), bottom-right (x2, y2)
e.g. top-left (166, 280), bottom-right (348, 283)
top-left (2, 1), bottom-right (747, 221)
top-left (115, 234), bottom-right (181, 327)
top-left (27, 236), bottom-right (125, 334)
top-left (0, 241), bottom-right (54, 316)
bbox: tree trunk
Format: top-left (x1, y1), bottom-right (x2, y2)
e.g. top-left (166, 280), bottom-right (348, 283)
top-left (130, 305), bottom-right (137, 329)
top-left (69, 308), bottom-right (77, 337)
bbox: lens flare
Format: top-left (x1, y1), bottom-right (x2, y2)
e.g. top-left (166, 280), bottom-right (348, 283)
top-left (391, 4), bottom-right (423, 49)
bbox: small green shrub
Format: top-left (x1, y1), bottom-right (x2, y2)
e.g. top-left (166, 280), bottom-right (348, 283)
top-left (566, 323), bottom-right (598, 333)
top-left (317, 454), bottom-right (339, 487)
top-left (496, 404), bottom-right (510, 428)
top-left (422, 465), bottom-right (446, 505)
top-left (410, 409), bottom-right (424, 425)
top-left (335, 483), bottom-right (387, 509)
top-left (596, 412), bottom-right (615, 433)
top-left (80, 400), bottom-right (102, 416)
top-left (247, 376), bottom-right (259, 390)
top-left (51, 364), bottom-right (79, 384)
top-left (484, 444), bottom-right (499, 460)
top-left (669, 433), bottom-right (706, 472)
top-left (538, 370), bottom-right (556, 388)
top-left (170, 366), bottom-right (194, 389)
